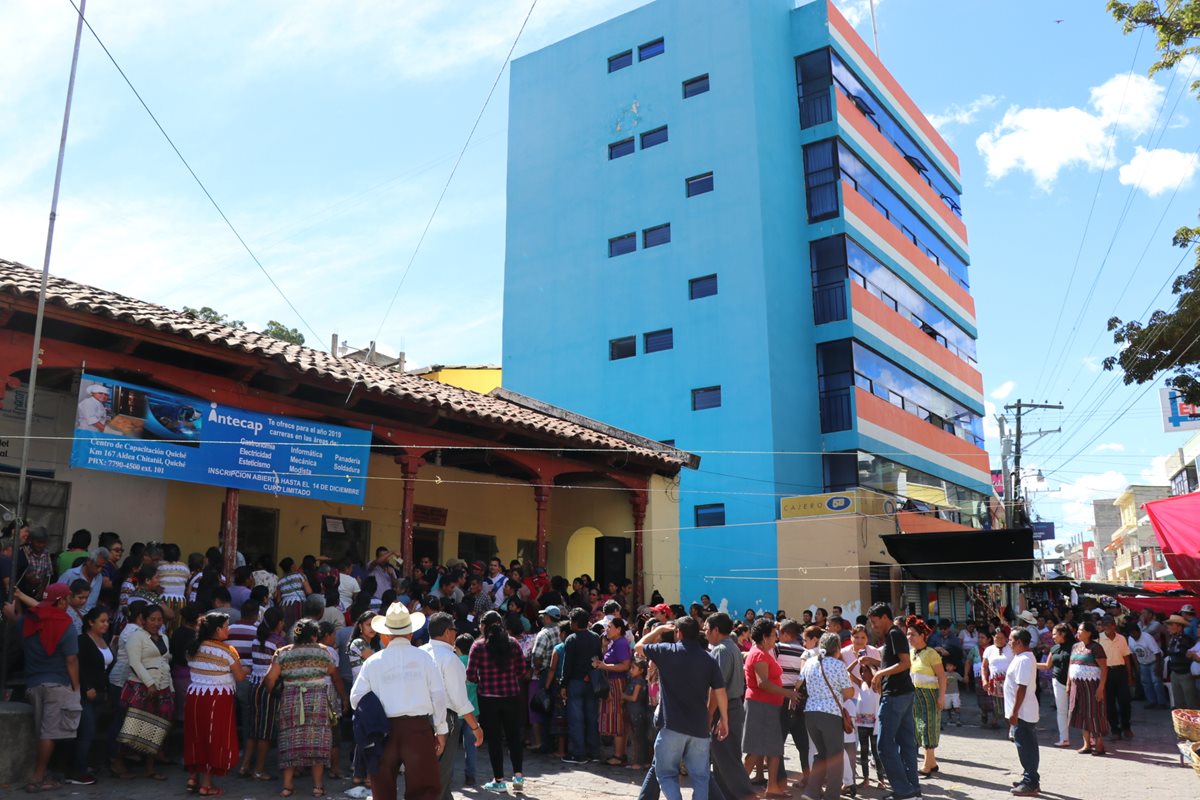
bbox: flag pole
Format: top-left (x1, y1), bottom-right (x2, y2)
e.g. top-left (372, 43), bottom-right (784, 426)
top-left (1, 0), bottom-right (88, 698)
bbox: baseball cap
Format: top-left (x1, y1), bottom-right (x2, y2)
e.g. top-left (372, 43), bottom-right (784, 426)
top-left (1181, 604), bottom-right (1196, 615)
top-left (650, 603), bottom-right (671, 614)
top-left (86, 384), bottom-right (109, 394)
top-left (541, 605), bottom-right (561, 620)
top-left (43, 583), bottom-right (70, 603)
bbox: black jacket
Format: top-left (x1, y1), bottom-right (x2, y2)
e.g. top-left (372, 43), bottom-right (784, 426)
top-left (352, 691), bottom-right (390, 776)
top-left (78, 633), bottom-right (112, 700)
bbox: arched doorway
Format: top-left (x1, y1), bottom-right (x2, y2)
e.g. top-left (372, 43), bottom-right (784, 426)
top-left (564, 526), bottom-right (603, 581)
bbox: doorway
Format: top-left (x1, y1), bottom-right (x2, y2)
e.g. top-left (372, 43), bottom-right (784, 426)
top-left (413, 528), bottom-right (442, 565)
top-left (237, 505), bottom-right (278, 567)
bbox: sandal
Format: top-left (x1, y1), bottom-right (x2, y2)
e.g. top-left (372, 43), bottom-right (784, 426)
top-left (604, 757), bottom-right (625, 766)
top-left (313, 788), bottom-right (326, 798)
top-left (254, 772), bottom-right (276, 781)
top-left (280, 789), bottom-right (295, 798)
top-left (199, 788), bottom-right (225, 797)
top-left (187, 779), bottom-right (199, 793)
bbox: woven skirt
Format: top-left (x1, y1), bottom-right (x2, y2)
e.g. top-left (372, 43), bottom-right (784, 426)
top-left (277, 683), bottom-right (332, 768)
top-left (185, 690), bottom-right (239, 776)
top-left (1068, 678), bottom-right (1109, 736)
top-left (599, 675), bottom-right (627, 737)
top-left (118, 682), bottom-right (175, 755)
top-left (742, 698), bottom-right (784, 757)
top-left (251, 680), bottom-right (282, 740)
top-left (913, 686), bottom-right (941, 748)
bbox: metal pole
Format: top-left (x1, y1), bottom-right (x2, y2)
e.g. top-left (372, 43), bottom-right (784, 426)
top-left (868, 0), bottom-right (880, 55)
top-left (1, 0), bottom-right (87, 697)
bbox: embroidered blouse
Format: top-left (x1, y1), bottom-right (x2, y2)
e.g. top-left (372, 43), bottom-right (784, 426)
top-left (187, 640), bottom-right (238, 695)
top-left (156, 562), bottom-right (191, 601)
top-left (1068, 640), bottom-right (1106, 682)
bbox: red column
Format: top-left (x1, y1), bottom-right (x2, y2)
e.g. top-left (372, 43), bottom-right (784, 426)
top-left (630, 488), bottom-right (648, 607)
top-left (222, 487), bottom-right (239, 582)
top-left (534, 484), bottom-right (550, 568)
top-left (400, 456), bottom-right (418, 573)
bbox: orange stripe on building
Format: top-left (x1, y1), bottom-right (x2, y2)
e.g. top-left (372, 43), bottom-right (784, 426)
top-left (837, 91), bottom-right (968, 245)
top-left (849, 282), bottom-right (983, 395)
top-left (897, 511), bottom-right (977, 534)
top-left (854, 387), bottom-right (989, 475)
top-left (825, 0), bottom-right (960, 176)
top-left (842, 187), bottom-right (976, 318)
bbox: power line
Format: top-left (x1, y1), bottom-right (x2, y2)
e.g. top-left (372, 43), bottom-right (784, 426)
top-left (372, 0), bottom-right (538, 345)
top-left (65, 0), bottom-right (322, 345)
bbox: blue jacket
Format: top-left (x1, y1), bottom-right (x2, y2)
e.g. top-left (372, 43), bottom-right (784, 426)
top-left (352, 691), bottom-right (390, 776)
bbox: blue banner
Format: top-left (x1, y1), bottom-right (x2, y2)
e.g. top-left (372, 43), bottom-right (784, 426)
top-left (70, 374), bottom-right (369, 504)
top-left (1031, 521), bottom-right (1055, 541)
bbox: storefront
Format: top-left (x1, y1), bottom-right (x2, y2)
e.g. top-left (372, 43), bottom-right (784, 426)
top-left (0, 260), bottom-right (694, 603)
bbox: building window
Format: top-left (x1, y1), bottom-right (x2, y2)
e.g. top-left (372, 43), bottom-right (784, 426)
top-left (643, 223), bottom-right (671, 248)
top-left (803, 140), bottom-right (839, 222)
top-left (609, 137), bottom-right (635, 159)
top-left (694, 503), bottom-right (725, 527)
top-left (692, 386), bottom-right (721, 410)
top-left (609, 336), bottom-right (636, 360)
top-left (640, 126), bottom-right (668, 149)
top-left (689, 274), bottom-right (718, 299)
top-left (638, 38), bottom-right (665, 61)
top-left (608, 50), bottom-right (633, 72)
top-left (644, 328), bottom-right (673, 353)
top-left (683, 74), bottom-right (710, 98)
top-left (609, 233), bottom-right (636, 257)
top-left (795, 49), bottom-right (833, 128)
top-left (686, 172), bottom-right (714, 197)
top-left (458, 532), bottom-right (498, 564)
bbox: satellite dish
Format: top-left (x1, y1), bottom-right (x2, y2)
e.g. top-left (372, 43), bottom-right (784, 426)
top-left (1054, 544), bottom-right (1067, 554)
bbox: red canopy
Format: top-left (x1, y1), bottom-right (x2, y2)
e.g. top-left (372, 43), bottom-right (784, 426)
top-left (1144, 493), bottom-right (1200, 589)
top-left (1116, 595), bottom-right (1199, 616)
top-left (1142, 581), bottom-right (1185, 593)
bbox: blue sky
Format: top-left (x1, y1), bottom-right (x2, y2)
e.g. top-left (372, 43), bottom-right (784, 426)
top-left (2, 0), bottom-right (1198, 545)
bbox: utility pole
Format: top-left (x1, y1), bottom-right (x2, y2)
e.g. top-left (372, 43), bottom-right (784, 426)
top-left (995, 414), bottom-right (1013, 526)
top-left (1004, 399), bottom-right (1063, 528)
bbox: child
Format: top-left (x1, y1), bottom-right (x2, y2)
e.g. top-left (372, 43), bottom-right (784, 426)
top-left (942, 656), bottom-right (964, 727)
top-left (623, 660), bottom-right (649, 770)
top-left (456, 633), bottom-right (480, 786)
top-left (854, 660), bottom-right (883, 788)
top-left (319, 621), bottom-right (344, 779)
top-left (67, 579), bottom-right (91, 634)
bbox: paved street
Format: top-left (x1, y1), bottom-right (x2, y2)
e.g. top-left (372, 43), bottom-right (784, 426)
top-left (31, 697), bottom-right (1196, 800)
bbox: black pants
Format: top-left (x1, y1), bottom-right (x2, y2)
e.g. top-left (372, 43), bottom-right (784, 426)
top-left (775, 703), bottom-right (809, 782)
top-left (479, 695), bottom-right (524, 780)
top-left (857, 727), bottom-right (882, 782)
top-left (712, 699), bottom-right (756, 800)
top-left (1106, 666), bottom-right (1132, 733)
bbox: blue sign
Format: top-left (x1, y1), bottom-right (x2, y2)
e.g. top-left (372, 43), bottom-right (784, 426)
top-left (70, 374), bottom-right (369, 504)
top-left (1031, 521), bottom-right (1055, 541)
top-left (826, 495), bottom-right (853, 512)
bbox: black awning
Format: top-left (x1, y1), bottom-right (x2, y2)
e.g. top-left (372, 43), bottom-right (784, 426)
top-left (882, 528), bottom-right (1034, 582)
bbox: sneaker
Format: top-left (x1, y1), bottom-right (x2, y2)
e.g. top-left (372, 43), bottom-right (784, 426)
top-left (1011, 785), bottom-right (1040, 796)
top-left (66, 773), bottom-right (98, 786)
top-left (561, 755), bottom-right (588, 765)
top-left (482, 780), bottom-right (508, 792)
top-left (512, 776), bottom-right (525, 790)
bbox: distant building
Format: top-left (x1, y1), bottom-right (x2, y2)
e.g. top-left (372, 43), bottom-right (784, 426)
top-left (501, 0), bottom-right (987, 611)
top-left (409, 365), bottom-right (502, 394)
top-left (1104, 484), bottom-right (1170, 584)
top-left (1165, 430), bottom-right (1200, 496)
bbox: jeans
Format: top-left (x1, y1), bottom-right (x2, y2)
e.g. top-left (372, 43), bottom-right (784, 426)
top-left (637, 762), bottom-right (727, 800)
top-left (461, 718), bottom-right (478, 782)
top-left (106, 687), bottom-right (127, 759)
top-left (857, 727), bottom-right (881, 782)
top-left (73, 696), bottom-right (99, 775)
top-left (566, 679), bottom-right (600, 760)
top-left (1051, 680), bottom-right (1069, 743)
top-left (1139, 663), bottom-right (1169, 707)
top-left (877, 693), bottom-right (918, 798)
top-left (1105, 666), bottom-right (1132, 732)
top-left (1012, 718), bottom-right (1039, 788)
top-left (1171, 671), bottom-right (1200, 709)
top-left (437, 713), bottom-right (462, 800)
top-left (653, 728), bottom-right (712, 800)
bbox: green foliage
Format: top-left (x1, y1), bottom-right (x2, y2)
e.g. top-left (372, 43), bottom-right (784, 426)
top-left (182, 306), bottom-right (305, 346)
top-left (1103, 1), bottom-right (1200, 401)
top-left (262, 320), bottom-right (305, 346)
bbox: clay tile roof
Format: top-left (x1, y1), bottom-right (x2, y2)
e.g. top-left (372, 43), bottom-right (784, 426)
top-left (0, 258), bottom-right (694, 471)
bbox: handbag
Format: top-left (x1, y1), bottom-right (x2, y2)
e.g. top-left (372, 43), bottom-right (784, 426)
top-left (817, 657), bottom-right (854, 735)
top-left (531, 686), bottom-right (553, 715)
top-left (590, 667), bottom-right (611, 699)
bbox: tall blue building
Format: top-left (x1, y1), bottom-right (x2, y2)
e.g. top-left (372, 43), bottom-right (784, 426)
top-left (502, 0), bottom-right (988, 613)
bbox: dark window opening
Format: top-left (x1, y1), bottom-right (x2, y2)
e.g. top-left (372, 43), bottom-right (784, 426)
top-left (643, 223), bottom-right (671, 248)
top-left (689, 274), bottom-right (718, 299)
top-left (609, 233), bottom-right (636, 257)
top-left (683, 74), bottom-right (710, 98)
top-left (608, 51), bottom-right (633, 72)
top-left (609, 138), bottom-right (635, 159)
top-left (694, 504), bottom-right (725, 528)
top-left (609, 336), bottom-right (636, 360)
top-left (692, 386), bottom-right (721, 410)
top-left (641, 126), bottom-right (668, 148)
top-left (644, 328), bottom-right (673, 353)
top-left (638, 38), bottom-right (665, 61)
top-left (803, 140), bottom-right (840, 222)
top-left (686, 172), bottom-right (714, 196)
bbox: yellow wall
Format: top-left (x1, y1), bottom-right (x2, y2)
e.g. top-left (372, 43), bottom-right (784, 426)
top-left (644, 474), bottom-right (680, 604)
top-left (417, 368), bottom-right (502, 395)
top-left (774, 514), bottom-right (898, 622)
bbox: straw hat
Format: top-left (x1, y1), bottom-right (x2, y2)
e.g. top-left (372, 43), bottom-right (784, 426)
top-left (371, 602), bottom-right (425, 637)
top-left (1166, 614), bottom-right (1188, 626)
top-left (1017, 610), bottom-right (1038, 625)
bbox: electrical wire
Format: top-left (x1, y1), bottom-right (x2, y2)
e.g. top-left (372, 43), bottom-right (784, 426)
top-left (65, 0), bottom-right (322, 345)
top-left (372, 0), bottom-right (538, 344)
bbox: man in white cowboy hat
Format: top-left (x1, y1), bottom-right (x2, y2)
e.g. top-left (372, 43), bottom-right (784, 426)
top-left (350, 602), bottom-right (448, 800)
top-left (1165, 614), bottom-right (1199, 709)
top-left (75, 384), bottom-right (110, 431)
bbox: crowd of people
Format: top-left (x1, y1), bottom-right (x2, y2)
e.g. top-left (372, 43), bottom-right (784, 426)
top-left (3, 523), bottom-right (1200, 800)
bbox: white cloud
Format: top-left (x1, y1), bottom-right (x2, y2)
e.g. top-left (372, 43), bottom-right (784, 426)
top-left (833, 0), bottom-right (885, 29)
top-left (1140, 455), bottom-right (1171, 485)
top-left (976, 71), bottom-right (1166, 189)
top-left (1118, 145), bottom-right (1200, 196)
top-left (1095, 442), bottom-right (1125, 453)
top-left (1081, 355), bottom-right (1102, 373)
top-left (1056, 470), bottom-right (1127, 527)
top-left (983, 400), bottom-right (1001, 441)
top-left (989, 380), bottom-right (1016, 400)
top-left (928, 95), bottom-right (999, 131)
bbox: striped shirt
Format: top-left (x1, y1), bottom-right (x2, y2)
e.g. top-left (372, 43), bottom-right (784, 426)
top-left (278, 572), bottom-right (306, 605)
top-left (226, 621), bottom-right (259, 671)
top-left (776, 640), bottom-right (807, 689)
top-left (157, 561), bottom-right (191, 600)
top-left (251, 633), bottom-right (284, 682)
top-left (187, 640), bottom-right (238, 695)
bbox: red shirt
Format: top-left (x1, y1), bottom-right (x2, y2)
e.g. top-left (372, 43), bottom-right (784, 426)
top-left (744, 646), bottom-right (785, 706)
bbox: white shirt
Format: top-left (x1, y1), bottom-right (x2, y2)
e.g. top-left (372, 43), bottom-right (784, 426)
top-left (337, 574), bottom-right (360, 610)
top-left (1129, 631), bottom-right (1161, 666)
top-left (76, 396), bottom-right (107, 430)
top-left (1003, 650), bottom-right (1039, 723)
top-left (350, 637), bottom-right (449, 734)
top-left (484, 573), bottom-right (507, 608)
top-left (422, 638), bottom-right (475, 717)
top-left (960, 630), bottom-right (978, 653)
